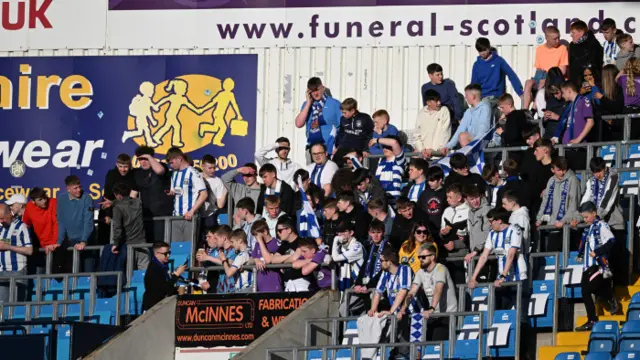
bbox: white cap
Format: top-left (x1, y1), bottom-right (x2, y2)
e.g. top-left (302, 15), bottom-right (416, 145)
top-left (6, 194), bottom-right (27, 205)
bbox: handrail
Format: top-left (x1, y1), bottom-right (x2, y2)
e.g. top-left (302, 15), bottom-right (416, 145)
top-left (0, 299), bottom-right (85, 325)
top-left (528, 252), bottom-right (560, 345)
top-left (304, 314), bottom-right (397, 348)
top-left (266, 341), bottom-right (445, 360)
top-left (186, 263), bottom-right (338, 293)
top-left (602, 113), bottom-right (640, 141)
top-left (0, 272), bottom-right (123, 326)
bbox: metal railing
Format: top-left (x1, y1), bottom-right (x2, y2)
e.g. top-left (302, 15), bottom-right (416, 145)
top-left (528, 252), bottom-right (560, 345)
top-left (456, 281), bottom-right (523, 359)
top-left (109, 215), bottom-right (200, 245)
top-left (304, 313), bottom-right (397, 347)
top-left (267, 341), bottom-right (445, 360)
top-left (0, 300), bottom-right (85, 325)
top-left (602, 113), bottom-right (640, 142)
top-left (187, 263), bottom-right (337, 293)
top-left (0, 272), bottom-right (123, 326)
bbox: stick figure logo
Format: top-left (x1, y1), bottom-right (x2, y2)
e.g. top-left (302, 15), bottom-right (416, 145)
top-left (10, 160), bottom-right (26, 178)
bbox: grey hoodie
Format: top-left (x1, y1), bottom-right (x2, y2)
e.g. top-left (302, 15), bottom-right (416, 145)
top-left (222, 169), bottom-right (262, 215)
top-left (537, 169), bottom-right (581, 224)
top-left (467, 197), bottom-right (491, 253)
top-left (616, 45), bottom-right (640, 71)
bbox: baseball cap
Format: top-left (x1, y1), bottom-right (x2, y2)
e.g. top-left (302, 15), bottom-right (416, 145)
top-left (6, 194), bottom-right (27, 205)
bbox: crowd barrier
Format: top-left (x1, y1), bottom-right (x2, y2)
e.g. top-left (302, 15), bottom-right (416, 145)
top-left (0, 300), bottom-right (86, 324)
top-left (108, 215), bottom-right (201, 245)
top-left (0, 272), bottom-right (123, 325)
top-left (601, 113), bottom-right (640, 142)
top-left (267, 341), bottom-right (446, 360)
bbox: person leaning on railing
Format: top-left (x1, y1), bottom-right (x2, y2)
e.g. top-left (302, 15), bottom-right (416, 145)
top-left (142, 241), bottom-right (186, 312)
top-left (0, 203), bottom-right (33, 303)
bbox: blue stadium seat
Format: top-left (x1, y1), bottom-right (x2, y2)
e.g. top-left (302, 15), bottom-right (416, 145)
top-left (57, 325), bottom-right (71, 360)
top-left (218, 214), bottom-right (228, 226)
top-left (171, 242), bottom-right (192, 254)
top-left (529, 280), bottom-right (554, 328)
top-left (490, 310), bottom-right (516, 357)
top-left (628, 308), bottom-right (640, 322)
top-left (555, 352), bottom-right (582, 360)
top-left (588, 321), bottom-right (620, 354)
top-left (95, 297), bottom-right (123, 325)
top-left (615, 352), bottom-right (640, 360)
top-left (131, 270), bottom-right (146, 284)
top-left (334, 349), bottom-right (354, 360)
top-left (456, 314), bottom-right (484, 359)
top-left (423, 341), bottom-right (448, 359)
top-left (585, 353), bottom-right (613, 360)
top-left (630, 292), bottom-right (640, 305)
top-left (306, 350), bottom-right (323, 360)
top-left (341, 320), bottom-right (358, 345)
top-left (627, 144), bottom-right (640, 166)
top-left (619, 171), bottom-right (639, 196)
top-left (619, 321), bottom-right (640, 353)
top-left (565, 251), bottom-right (583, 299)
top-left (599, 145), bottom-right (617, 166)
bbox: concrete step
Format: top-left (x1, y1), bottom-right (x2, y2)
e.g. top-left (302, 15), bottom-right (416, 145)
top-left (555, 331), bottom-right (591, 346)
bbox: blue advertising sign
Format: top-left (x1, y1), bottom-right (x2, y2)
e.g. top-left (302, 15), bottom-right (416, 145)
top-left (0, 55), bottom-right (258, 202)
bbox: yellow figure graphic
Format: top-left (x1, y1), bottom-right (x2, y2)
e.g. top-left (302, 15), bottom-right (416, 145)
top-left (122, 82), bottom-right (159, 147)
top-left (196, 78), bottom-right (243, 147)
top-left (152, 79), bottom-right (199, 148)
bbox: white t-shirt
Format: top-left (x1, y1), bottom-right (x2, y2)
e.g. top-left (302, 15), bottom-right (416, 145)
top-left (307, 160), bottom-right (339, 188)
top-left (412, 263), bottom-right (458, 313)
top-left (201, 176), bottom-right (226, 218)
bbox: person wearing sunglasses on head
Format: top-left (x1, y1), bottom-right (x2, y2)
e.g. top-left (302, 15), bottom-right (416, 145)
top-left (142, 241), bottom-right (187, 312)
top-left (222, 162), bottom-right (262, 217)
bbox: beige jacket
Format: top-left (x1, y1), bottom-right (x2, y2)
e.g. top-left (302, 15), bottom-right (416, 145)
top-left (412, 106), bottom-right (451, 151)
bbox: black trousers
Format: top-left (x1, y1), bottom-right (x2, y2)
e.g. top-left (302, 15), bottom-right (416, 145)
top-left (582, 266), bottom-right (614, 322)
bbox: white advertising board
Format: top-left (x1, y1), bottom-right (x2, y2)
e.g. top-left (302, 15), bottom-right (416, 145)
top-left (105, 1), bottom-right (638, 48)
top-left (0, 0), bottom-right (107, 51)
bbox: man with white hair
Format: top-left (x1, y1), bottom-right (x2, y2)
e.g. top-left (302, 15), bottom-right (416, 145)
top-left (6, 194), bottom-right (27, 219)
top-left (0, 203), bottom-right (33, 303)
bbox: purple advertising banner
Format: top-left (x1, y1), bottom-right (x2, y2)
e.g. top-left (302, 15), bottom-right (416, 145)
top-left (109, 0), bottom-right (621, 10)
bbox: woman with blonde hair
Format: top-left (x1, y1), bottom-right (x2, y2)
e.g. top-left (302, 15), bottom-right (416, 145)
top-left (617, 58), bottom-right (640, 138)
top-left (594, 64), bottom-right (624, 141)
top-left (399, 221), bottom-right (437, 273)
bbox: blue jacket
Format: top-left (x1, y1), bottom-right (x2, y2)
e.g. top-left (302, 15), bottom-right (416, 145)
top-left (421, 79), bottom-right (462, 120)
top-left (369, 124), bottom-right (399, 155)
top-left (57, 192), bottom-right (94, 245)
top-left (97, 244), bottom-right (128, 288)
top-left (446, 101), bottom-right (492, 149)
top-left (471, 51), bottom-right (524, 98)
top-left (301, 96), bottom-right (342, 150)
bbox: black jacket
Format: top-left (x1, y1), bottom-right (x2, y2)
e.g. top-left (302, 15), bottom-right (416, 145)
top-left (338, 204), bottom-right (371, 242)
top-left (444, 172), bottom-right (487, 194)
top-left (417, 187), bottom-right (446, 236)
top-left (569, 31), bottom-right (604, 85)
top-left (142, 259), bottom-right (180, 312)
top-left (389, 207), bottom-right (428, 249)
top-left (496, 177), bottom-right (533, 210)
top-left (336, 112), bottom-right (374, 151)
top-left (256, 180), bottom-right (295, 217)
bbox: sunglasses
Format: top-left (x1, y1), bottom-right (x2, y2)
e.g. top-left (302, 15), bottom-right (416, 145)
top-left (418, 254), bottom-right (434, 260)
top-left (276, 228), bottom-right (289, 233)
top-left (242, 173), bottom-right (256, 177)
top-left (415, 229), bottom-right (428, 235)
top-left (157, 251), bottom-right (171, 256)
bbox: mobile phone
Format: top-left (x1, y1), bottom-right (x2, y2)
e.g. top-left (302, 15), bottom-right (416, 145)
top-left (183, 256), bottom-right (190, 267)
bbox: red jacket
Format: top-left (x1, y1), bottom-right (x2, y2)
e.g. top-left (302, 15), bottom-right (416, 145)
top-left (23, 198), bottom-right (58, 247)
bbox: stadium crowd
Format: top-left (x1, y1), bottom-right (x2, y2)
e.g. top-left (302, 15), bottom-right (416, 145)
top-left (1, 17), bottom-right (640, 360)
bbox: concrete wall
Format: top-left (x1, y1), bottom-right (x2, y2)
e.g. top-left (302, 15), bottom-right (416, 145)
top-left (85, 296), bottom-right (178, 360)
top-left (235, 290), bottom-right (341, 360)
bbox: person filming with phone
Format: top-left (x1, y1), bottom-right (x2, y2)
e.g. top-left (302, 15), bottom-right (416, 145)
top-left (142, 241), bottom-right (187, 312)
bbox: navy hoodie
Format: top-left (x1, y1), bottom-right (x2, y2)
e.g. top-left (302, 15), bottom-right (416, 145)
top-left (471, 50), bottom-right (524, 98)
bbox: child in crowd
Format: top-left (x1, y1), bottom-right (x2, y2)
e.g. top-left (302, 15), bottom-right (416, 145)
top-left (336, 191), bottom-right (369, 242)
top-left (536, 156), bottom-right (581, 252)
top-left (292, 237), bottom-right (332, 291)
top-left (523, 26), bottom-right (568, 109)
top-left (369, 110), bottom-right (399, 156)
top-left (331, 222), bottom-right (365, 290)
top-left (482, 164), bottom-right (504, 208)
top-left (421, 63), bottom-right (462, 122)
top-left (322, 199), bottom-right (341, 249)
top-left (418, 166), bottom-right (447, 235)
top-left (493, 94), bottom-right (528, 149)
top-left (471, 37), bottom-right (524, 106)
top-left (402, 158), bottom-right (429, 203)
top-left (502, 189), bottom-right (531, 254)
top-left (443, 153), bottom-right (487, 194)
top-left (353, 168), bottom-right (386, 210)
top-left (220, 229), bottom-right (252, 292)
top-left (440, 184), bottom-right (470, 284)
top-left (414, 90), bottom-right (451, 159)
top-left (200, 154), bottom-right (227, 232)
top-left (464, 184), bottom-right (494, 282)
top-left (264, 195), bottom-right (286, 238)
top-left (196, 226), bottom-right (238, 294)
top-left (233, 197), bottom-right (262, 251)
top-left (616, 33), bottom-right (640, 71)
top-left (370, 136), bottom-right (406, 202)
top-left (250, 220), bottom-right (283, 292)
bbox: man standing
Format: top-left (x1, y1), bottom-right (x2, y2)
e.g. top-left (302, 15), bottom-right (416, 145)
top-left (111, 182), bottom-right (148, 270)
top-left (0, 204), bottom-right (33, 303)
top-left (306, 143), bottom-right (339, 197)
top-left (568, 20), bottom-right (603, 85)
top-left (166, 147), bottom-right (208, 242)
top-left (142, 242), bottom-right (186, 312)
top-left (471, 37), bottom-right (524, 104)
top-left (440, 84), bottom-right (492, 154)
top-left (22, 188), bottom-right (57, 274)
top-left (6, 195), bottom-right (27, 220)
top-left (56, 175), bottom-right (94, 273)
top-left (601, 19), bottom-right (620, 66)
top-left (131, 146), bottom-right (173, 243)
top-left (295, 77), bottom-right (342, 157)
top-left (98, 154), bottom-right (136, 245)
top-left (421, 63), bottom-right (462, 123)
top-left (402, 243), bottom-right (457, 341)
top-left (200, 155), bottom-right (227, 230)
top-left (254, 137), bottom-right (302, 188)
